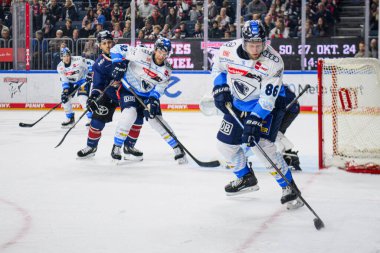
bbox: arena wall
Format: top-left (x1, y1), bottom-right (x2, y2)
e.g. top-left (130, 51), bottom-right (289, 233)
top-left (0, 71), bottom-right (317, 112)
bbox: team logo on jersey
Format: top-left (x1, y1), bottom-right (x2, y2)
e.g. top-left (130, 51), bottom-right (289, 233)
top-left (219, 119), bottom-right (233, 136)
top-left (254, 61), bottom-right (268, 72)
top-left (4, 77), bottom-right (27, 98)
top-left (95, 105), bottom-right (109, 116)
top-left (223, 50), bottom-right (230, 57)
top-left (231, 78), bottom-right (259, 100)
top-left (143, 67), bottom-right (163, 82)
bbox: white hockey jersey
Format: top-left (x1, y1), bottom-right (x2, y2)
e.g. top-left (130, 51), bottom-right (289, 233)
top-left (110, 44), bottom-right (172, 99)
top-left (212, 39), bottom-right (284, 119)
top-left (57, 56), bottom-right (89, 90)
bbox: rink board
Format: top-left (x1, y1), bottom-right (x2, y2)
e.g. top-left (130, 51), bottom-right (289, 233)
top-left (0, 71), bottom-right (317, 111)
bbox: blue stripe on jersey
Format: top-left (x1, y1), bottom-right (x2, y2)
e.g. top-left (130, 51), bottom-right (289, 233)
top-left (251, 102), bottom-right (271, 119)
top-left (279, 85), bottom-right (286, 97)
top-left (213, 72), bottom-right (227, 86)
top-left (111, 52), bottom-right (124, 63)
top-left (149, 90), bottom-right (160, 99)
top-left (62, 82), bottom-right (70, 89)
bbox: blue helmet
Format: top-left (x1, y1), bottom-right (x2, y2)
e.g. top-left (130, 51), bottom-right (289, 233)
top-left (60, 47), bottom-right (71, 58)
top-left (154, 36), bottom-right (172, 53)
top-left (242, 20), bottom-right (267, 43)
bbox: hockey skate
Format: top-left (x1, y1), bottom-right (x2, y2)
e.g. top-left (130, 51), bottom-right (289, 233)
top-left (77, 146), bottom-right (97, 159)
top-left (286, 197), bottom-right (304, 210)
top-left (174, 145), bottom-right (188, 164)
top-left (61, 117), bottom-right (75, 128)
top-left (283, 150), bottom-right (302, 171)
top-left (111, 144), bottom-right (122, 161)
top-left (225, 172), bottom-right (260, 196)
top-left (281, 181), bottom-right (300, 204)
top-left (123, 145), bottom-right (143, 161)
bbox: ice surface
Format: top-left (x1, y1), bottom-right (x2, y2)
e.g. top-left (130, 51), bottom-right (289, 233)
top-left (0, 111), bottom-right (380, 253)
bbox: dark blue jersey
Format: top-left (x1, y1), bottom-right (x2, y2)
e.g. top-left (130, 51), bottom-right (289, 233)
top-left (92, 53), bottom-right (119, 102)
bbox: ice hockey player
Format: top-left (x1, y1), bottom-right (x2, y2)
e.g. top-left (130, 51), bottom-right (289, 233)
top-left (211, 20), bottom-right (303, 208)
top-left (57, 47), bottom-right (91, 128)
top-left (275, 85), bottom-right (302, 171)
top-left (109, 36), bottom-right (187, 164)
top-left (77, 31), bottom-right (144, 160)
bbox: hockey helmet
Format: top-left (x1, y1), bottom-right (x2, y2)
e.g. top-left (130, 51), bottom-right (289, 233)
top-left (96, 30), bottom-right (113, 44)
top-left (154, 36), bottom-right (172, 53)
top-left (242, 20), bottom-right (267, 44)
top-left (60, 47), bottom-right (71, 58)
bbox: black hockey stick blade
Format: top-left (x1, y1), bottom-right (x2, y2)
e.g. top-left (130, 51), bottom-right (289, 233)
top-left (19, 122), bottom-right (36, 127)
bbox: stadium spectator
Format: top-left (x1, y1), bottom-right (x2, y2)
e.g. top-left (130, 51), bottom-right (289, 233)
top-left (139, 0), bottom-right (155, 20)
top-left (269, 18), bottom-right (289, 38)
top-left (189, 4), bottom-right (201, 22)
top-left (297, 18), bottom-right (314, 38)
top-left (141, 20), bottom-right (153, 39)
top-left (71, 28), bottom-right (80, 54)
top-left (137, 29), bottom-right (145, 40)
top-left (370, 38), bottom-right (378, 58)
top-left (1, 26), bottom-right (10, 42)
top-left (79, 20), bottom-right (95, 38)
top-left (177, 21), bottom-right (189, 38)
top-left (94, 23), bottom-right (104, 37)
top-left (165, 7), bottom-right (179, 29)
top-left (82, 9), bottom-right (97, 28)
top-left (174, 0), bottom-right (189, 20)
top-left (263, 14), bottom-right (274, 35)
top-left (192, 22), bottom-right (203, 38)
top-left (61, 19), bottom-right (74, 37)
top-left (207, 0), bottom-right (218, 20)
top-left (122, 20), bottom-right (132, 38)
top-left (313, 17), bottom-right (328, 37)
top-left (157, 0), bottom-right (168, 18)
top-left (96, 8), bottom-right (106, 26)
top-left (0, 18), bottom-right (9, 34)
top-left (216, 7), bottom-right (231, 27)
top-left (147, 7), bottom-right (165, 27)
top-left (147, 24), bottom-right (162, 40)
top-left (228, 23), bottom-right (237, 37)
top-left (111, 3), bottom-right (123, 22)
top-left (60, 0), bottom-right (78, 21)
top-left (111, 22), bottom-right (123, 38)
top-left (171, 28), bottom-right (181, 39)
top-left (354, 41), bottom-right (365, 58)
top-left (35, 5), bottom-right (54, 31)
top-left (209, 20), bottom-right (223, 38)
top-left (82, 36), bottom-right (97, 58)
top-left (245, 0), bottom-right (268, 20)
top-left (32, 30), bottom-right (47, 69)
top-left (159, 23), bottom-right (172, 38)
top-left (47, 0), bottom-right (62, 24)
top-left (42, 19), bottom-right (55, 38)
top-left (314, 2), bottom-right (334, 26)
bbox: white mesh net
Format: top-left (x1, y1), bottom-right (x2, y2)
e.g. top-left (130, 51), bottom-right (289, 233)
top-left (320, 58), bottom-right (380, 173)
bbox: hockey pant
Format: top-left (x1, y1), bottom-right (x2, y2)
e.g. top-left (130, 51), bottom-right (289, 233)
top-left (216, 109), bottom-right (293, 187)
top-left (62, 83), bottom-right (92, 120)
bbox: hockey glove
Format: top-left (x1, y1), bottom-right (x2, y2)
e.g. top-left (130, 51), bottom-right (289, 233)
top-left (61, 89), bottom-right (70, 104)
top-left (112, 61), bottom-right (127, 81)
top-left (144, 97), bottom-right (160, 120)
top-left (87, 91), bottom-right (100, 113)
top-left (242, 115), bottom-right (262, 147)
top-left (213, 84), bottom-right (232, 114)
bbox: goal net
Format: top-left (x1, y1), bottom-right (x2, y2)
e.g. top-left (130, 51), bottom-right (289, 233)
top-left (318, 58), bottom-right (380, 174)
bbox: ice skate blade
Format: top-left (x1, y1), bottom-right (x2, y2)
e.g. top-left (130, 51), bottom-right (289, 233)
top-left (124, 154), bottom-right (143, 161)
top-left (61, 124), bottom-right (75, 129)
top-left (286, 198), bottom-right (304, 210)
top-left (177, 157), bottom-right (188, 165)
top-left (225, 185), bottom-right (260, 196)
top-left (76, 153), bottom-right (96, 160)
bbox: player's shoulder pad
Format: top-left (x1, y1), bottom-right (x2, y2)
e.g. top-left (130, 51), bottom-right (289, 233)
top-left (137, 45), bottom-right (153, 55)
top-left (164, 60), bottom-right (173, 70)
top-left (57, 61), bottom-right (64, 71)
top-left (262, 45), bottom-right (283, 65)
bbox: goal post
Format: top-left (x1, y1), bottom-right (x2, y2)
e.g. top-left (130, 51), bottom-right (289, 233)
top-left (318, 58), bottom-right (380, 174)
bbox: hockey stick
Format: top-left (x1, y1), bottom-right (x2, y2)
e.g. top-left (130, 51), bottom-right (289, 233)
top-left (19, 85), bottom-right (82, 128)
top-left (126, 85), bottom-right (220, 168)
top-left (225, 103), bottom-right (325, 230)
top-left (55, 82), bottom-right (115, 148)
top-left (286, 84), bottom-right (311, 111)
